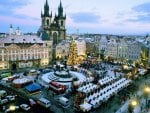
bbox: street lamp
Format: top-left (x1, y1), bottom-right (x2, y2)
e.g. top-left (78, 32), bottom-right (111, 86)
top-left (128, 100), bottom-right (138, 113)
top-left (9, 105), bottom-right (16, 111)
top-left (144, 86), bottom-right (150, 106)
top-left (144, 87), bottom-right (150, 93)
top-left (131, 100), bottom-right (138, 106)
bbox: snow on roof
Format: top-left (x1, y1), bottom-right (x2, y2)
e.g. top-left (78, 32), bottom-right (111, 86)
top-left (80, 102), bottom-right (92, 111)
top-left (41, 72), bottom-right (52, 83)
top-left (70, 71), bottom-right (86, 82)
top-left (13, 77), bottom-right (32, 84)
top-left (0, 35), bottom-right (43, 43)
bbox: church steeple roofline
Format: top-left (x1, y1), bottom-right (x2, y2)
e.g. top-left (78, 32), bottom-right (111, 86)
top-left (58, 0), bottom-right (63, 17)
top-left (10, 24), bottom-right (13, 28)
top-left (41, 10), bottom-right (43, 17)
top-left (59, 0), bottom-right (62, 9)
top-left (44, 0), bottom-right (50, 17)
top-left (50, 11), bottom-right (52, 17)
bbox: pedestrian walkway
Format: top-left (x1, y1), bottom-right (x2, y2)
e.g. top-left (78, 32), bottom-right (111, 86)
top-left (116, 87), bottom-right (150, 113)
top-left (116, 100), bottom-right (129, 113)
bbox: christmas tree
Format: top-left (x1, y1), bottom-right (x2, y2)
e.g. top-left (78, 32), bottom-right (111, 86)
top-left (67, 37), bottom-right (78, 66)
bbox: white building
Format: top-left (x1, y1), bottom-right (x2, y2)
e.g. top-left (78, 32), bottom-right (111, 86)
top-left (9, 25), bottom-right (22, 36)
top-left (117, 39), bottom-right (128, 60)
top-left (0, 35), bottom-right (52, 70)
top-left (75, 39), bottom-right (86, 56)
top-left (99, 36), bottom-right (143, 63)
top-left (127, 41), bottom-right (141, 62)
top-left (55, 39), bottom-right (86, 60)
top-left (99, 35), bottom-right (108, 51)
top-left (56, 40), bottom-right (70, 59)
top-left (105, 38), bottom-right (118, 59)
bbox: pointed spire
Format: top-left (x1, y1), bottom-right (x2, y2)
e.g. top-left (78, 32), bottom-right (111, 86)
top-left (58, 0), bottom-right (63, 17)
top-left (50, 11), bottom-right (52, 17)
top-left (54, 13), bottom-right (57, 21)
top-left (45, 0), bottom-right (49, 8)
top-left (44, 0), bottom-right (49, 16)
top-left (60, 0), bottom-right (62, 8)
top-left (46, 0), bottom-right (48, 5)
top-left (10, 24), bottom-right (13, 28)
top-left (41, 10), bottom-right (43, 17)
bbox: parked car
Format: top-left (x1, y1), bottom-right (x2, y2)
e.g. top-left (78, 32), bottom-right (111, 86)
top-left (29, 98), bottom-right (36, 106)
top-left (37, 98), bottom-right (51, 108)
top-left (20, 104), bottom-right (30, 111)
top-left (0, 99), bottom-right (8, 104)
top-left (6, 95), bottom-right (15, 101)
top-left (0, 90), bottom-right (7, 98)
top-left (57, 97), bottom-right (70, 108)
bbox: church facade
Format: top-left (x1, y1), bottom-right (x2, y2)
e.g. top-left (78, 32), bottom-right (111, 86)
top-left (38, 0), bottom-right (66, 46)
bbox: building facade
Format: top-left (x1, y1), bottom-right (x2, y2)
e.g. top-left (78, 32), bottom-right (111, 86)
top-left (9, 24), bottom-right (22, 36)
top-left (56, 40), bottom-right (70, 59)
top-left (99, 35), bottom-right (108, 51)
top-left (117, 39), bottom-right (128, 61)
top-left (75, 39), bottom-right (86, 56)
top-left (100, 36), bottom-right (143, 63)
top-left (127, 41), bottom-right (141, 62)
top-left (0, 35), bottom-right (52, 70)
top-left (105, 38), bottom-right (118, 59)
top-left (55, 39), bottom-right (86, 60)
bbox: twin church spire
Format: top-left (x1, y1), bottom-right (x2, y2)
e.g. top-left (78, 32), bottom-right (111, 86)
top-left (41, 0), bottom-right (65, 18)
top-left (39, 0), bottom-right (66, 45)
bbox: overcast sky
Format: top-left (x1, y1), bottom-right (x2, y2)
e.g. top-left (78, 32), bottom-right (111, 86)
top-left (0, 0), bottom-right (150, 35)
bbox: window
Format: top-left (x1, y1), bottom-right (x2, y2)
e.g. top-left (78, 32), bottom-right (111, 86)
top-left (47, 19), bottom-right (49, 25)
top-left (61, 21), bottom-right (63, 26)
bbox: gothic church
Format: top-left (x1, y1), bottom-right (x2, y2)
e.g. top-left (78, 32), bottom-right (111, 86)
top-left (38, 0), bottom-right (66, 45)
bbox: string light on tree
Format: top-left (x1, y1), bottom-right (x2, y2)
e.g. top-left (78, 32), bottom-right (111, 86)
top-left (67, 37), bottom-right (78, 66)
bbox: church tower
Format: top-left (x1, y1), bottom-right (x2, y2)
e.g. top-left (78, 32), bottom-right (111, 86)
top-left (9, 24), bottom-right (14, 35)
top-left (57, 1), bottom-right (66, 29)
top-left (41, 0), bottom-right (52, 38)
top-left (57, 1), bottom-right (66, 41)
top-left (52, 0), bottom-right (66, 45)
top-left (39, 0), bottom-right (66, 61)
top-left (39, 0), bottom-right (66, 44)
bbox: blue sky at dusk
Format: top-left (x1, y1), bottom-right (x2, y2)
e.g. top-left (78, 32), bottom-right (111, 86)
top-left (0, 0), bottom-right (150, 35)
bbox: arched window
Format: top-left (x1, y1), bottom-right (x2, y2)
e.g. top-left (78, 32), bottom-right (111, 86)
top-left (53, 32), bottom-right (58, 45)
top-left (47, 19), bottom-right (49, 25)
top-left (61, 21), bottom-right (63, 26)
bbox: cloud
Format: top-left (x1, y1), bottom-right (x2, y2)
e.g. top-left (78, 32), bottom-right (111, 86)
top-left (0, 0), bottom-right (41, 27)
top-left (0, 0), bottom-right (33, 21)
top-left (70, 12), bottom-right (100, 23)
top-left (0, 0), bottom-right (27, 7)
top-left (127, 2), bottom-right (150, 23)
top-left (0, 15), bottom-right (40, 26)
top-left (127, 14), bottom-right (150, 23)
top-left (0, 0), bottom-right (28, 15)
top-left (132, 2), bottom-right (150, 13)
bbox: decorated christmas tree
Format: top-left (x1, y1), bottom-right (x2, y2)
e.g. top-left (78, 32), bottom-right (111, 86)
top-left (67, 37), bottom-right (78, 66)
